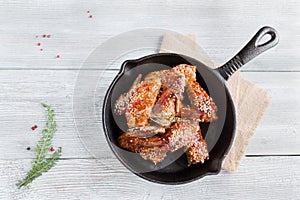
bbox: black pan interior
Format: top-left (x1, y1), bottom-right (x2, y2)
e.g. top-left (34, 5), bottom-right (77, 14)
top-left (102, 53), bottom-right (236, 184)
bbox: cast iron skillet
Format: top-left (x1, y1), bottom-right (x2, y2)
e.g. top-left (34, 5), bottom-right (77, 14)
top-left (102, 26), bottom-right (279, 184)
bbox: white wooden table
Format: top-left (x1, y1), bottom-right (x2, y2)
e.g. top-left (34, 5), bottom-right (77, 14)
top-left (0, 1), bottom-right (299, 199)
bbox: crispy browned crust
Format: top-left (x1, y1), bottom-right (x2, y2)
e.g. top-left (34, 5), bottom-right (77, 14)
top-left (114, 74), bottom-right (142, 115)
top-left (165, 121), bottom-right (199, 152)
top-left (118, 127), bottom-right (168, 164)
top-left (139, 145), bottom-right (169, 164)
top-left (118, 121), bottom-right (200, 164)
top-left (186, 81), bottom-right (218, 122)
top-left (174, 64), bottom-right (218, 122)
top-left (186, 129), bottom-right (209, 165)
top-left (118, 133), bottom-right (166, 153)
top-left (125, 79), bottom-right (161, 128)
top-left (173, 64), bottom-right (196, 82)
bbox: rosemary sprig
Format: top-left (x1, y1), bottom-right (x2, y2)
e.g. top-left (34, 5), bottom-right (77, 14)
top-left (16, 147), bottom-right (62, 188)
top-left (17, 103), bottom-right (62, 189)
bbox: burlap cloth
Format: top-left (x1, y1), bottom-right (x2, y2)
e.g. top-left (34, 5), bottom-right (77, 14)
top-left (159, 34), bottom-right (270, 171)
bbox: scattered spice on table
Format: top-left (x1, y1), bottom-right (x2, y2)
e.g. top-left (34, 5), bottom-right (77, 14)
top-left (87, 10), bottom-right (93, 18)
top-left (31, 125), bottom-right (37, 131)
top-left (34, 34), bottom-right (61, 59)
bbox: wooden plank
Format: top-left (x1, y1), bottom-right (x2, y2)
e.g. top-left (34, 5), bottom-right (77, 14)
top-left (0, 0), bottom-right (299, 71)
top-left (0, 70), bottom-right (299, 159)
top-left (0, 156), bottom-right (299, 199)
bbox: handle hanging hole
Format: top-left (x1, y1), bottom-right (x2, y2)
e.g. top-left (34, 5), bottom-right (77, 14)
top-left (256, 32), bottom-right (273, 47)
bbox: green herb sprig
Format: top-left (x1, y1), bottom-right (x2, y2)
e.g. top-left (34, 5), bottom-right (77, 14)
top-left (17, 103), bottom-right (62, 189)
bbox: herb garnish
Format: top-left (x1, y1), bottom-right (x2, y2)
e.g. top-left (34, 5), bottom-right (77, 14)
top-left (17, 103), bottom-right (62, 189)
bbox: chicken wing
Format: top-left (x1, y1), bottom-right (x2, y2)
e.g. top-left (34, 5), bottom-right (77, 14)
top-left (174, 64), bottom-right (217, 122)
top-left (118, 121), bottom-right (199, 164)
top-left (114, 74), bottom-right (142, 115)
top-left (186, 128), bottom-right (209, 165)
top-left (186, 80), bottom-right (218, 122)
top-left (165, 120), bottom-right (199, 152)
top-left (125, 79), bottom-right (161, 128)
top-left (118, 130), bottom-right (166, 153)
top-left (146, 69), bottom-right (185, 127)
top-left (118, 126), bottom-right (168, 164)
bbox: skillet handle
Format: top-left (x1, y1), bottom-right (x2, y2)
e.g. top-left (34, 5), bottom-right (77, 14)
top-left (217, 26), bottom-right (279, 80)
